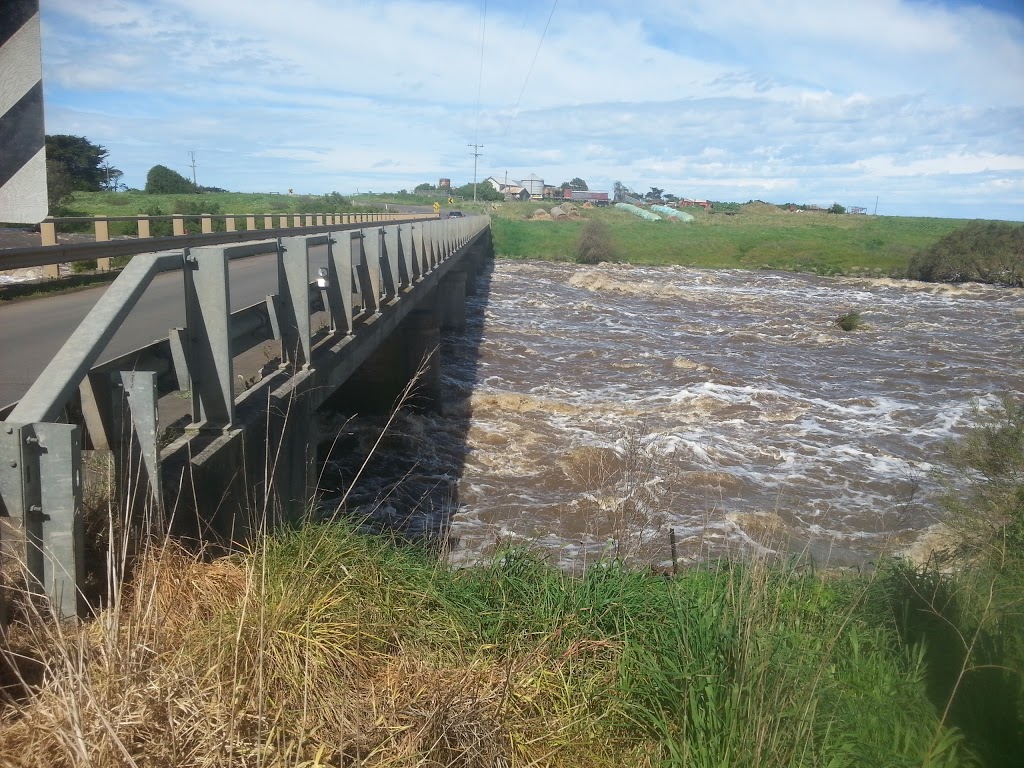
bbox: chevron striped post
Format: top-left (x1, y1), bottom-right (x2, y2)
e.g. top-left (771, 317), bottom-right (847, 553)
top-left (0, 0), bottom-right (48, 226)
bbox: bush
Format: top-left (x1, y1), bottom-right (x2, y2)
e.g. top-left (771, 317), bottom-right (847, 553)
top-left (834, 310), bottom-right (863, 331)
top-left (144, 164), bottom-right (198, 194)
top-left (908, 221), bottom-right (1024, 287)
top-left (575, 219), bottom-right (616, 264)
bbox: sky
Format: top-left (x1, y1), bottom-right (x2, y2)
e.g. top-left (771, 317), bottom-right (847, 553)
top-left (39, 0), bottom-right (1024, 220)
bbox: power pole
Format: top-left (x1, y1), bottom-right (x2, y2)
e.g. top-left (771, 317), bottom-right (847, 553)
top-left (873, 195), bottom-right (879, 216)
top-left (188, 151), bottom-right (198, 186)
top-left (467, 143), bottom-right (483, 202)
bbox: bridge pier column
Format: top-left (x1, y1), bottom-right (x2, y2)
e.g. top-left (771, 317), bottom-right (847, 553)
top-left (440, 270), bottom-right (467, 332)
top-left (404, 302), bottom-right (442, 412)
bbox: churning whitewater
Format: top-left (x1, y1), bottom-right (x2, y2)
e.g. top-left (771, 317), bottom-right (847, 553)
top-left (322, 261), bottom-right (1024, 569)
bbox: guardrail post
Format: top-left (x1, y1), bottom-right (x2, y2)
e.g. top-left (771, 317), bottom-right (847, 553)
top-left (353, 229), bottom-right (380, 315)
top-left (304, 214), bottom-right (314, 227)
top-left (246, 215), bottom-right (257, 231)
top-left (264, 215), bottom-right (274, 230)
top-left (40, 221), bottom-right (59, 277)
top-left (292, 214), bottom-right (302, 228)
top-left (110, 371), bottom-right (162, 544)
top-left (95, 216), bottom-right (111, 272)
top-left (364, 226), bottom-right (391, 303)
top-left (397, 225), bottom-right (413, 287)
top-left (173, 215), bottom-right (185, 236)
top-left (325, 230), bottom-right (354, 335)
top-left (225, 215), bottom-right (236, 232)
top-left (382, 225), bottom-right (400, 298)
top-left (201, 215), bottom-right (213, 235)
top-left (0, 421), bottom-right (84, 619)
top-left (183, 246), bottom-right (234, 429)
top-left (315, 214), bottom-right (323, 226)
top-left (137, 217), bottom-right (151, 239)
top-left (40, 220), bottom-right (56, 246)
top-left (411, 223), bottom-right (426, 279)
top-left (278, 236), bottom-right (314, 368)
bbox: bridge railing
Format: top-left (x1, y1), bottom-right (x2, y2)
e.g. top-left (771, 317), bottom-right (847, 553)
top-left (0, 214), bottom-right (490, 622)
top-left (8, 211), bottom-right (437, 276)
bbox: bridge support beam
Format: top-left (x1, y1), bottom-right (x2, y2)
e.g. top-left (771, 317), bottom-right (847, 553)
top-left (440, 271), bottom-right (467, 332)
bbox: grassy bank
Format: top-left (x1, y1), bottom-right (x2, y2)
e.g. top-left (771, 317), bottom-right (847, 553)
top-left (0, 526), bottom-right (989, 767)
top-left (490, 202), bottom-right (968, 276)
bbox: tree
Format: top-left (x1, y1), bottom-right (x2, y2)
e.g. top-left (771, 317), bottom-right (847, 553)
top-left (45, 134), bottom-right (111, 207)
top-left (100, 162), bottom-right (124, 192)
top-left (561, 177), bottom-right (588, 191)
top-left (613, 181), bottom-right (626, 202)
top-left (829, 203), bottom-right (846, 214)
top-left (646, 187), bottom-right (664, 202)
top-left (414, 182), bottom-right (435, 193)
top-left (453, 182), bottom-right (502, 201)
top-left (145, 165), bottom-right (198, 194)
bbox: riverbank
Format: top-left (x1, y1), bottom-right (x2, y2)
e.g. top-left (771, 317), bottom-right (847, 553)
top-left (0, 523), bottom-right (990, 766)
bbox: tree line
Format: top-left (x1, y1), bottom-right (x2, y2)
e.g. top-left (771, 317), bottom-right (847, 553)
top-left (45, 134), bottom-right (225, 210)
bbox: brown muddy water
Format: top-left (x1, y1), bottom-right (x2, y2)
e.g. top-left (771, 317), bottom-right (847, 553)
top-left (320, 261), bottom-right (1024, 570)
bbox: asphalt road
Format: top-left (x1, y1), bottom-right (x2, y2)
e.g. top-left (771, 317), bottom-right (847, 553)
top-left (0, 246), bottom-right (332, 409)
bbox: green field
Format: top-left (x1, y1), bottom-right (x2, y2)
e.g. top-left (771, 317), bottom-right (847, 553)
top-left (489, 201), bottom-right (969, 276)
top-left (42, 192), bottom-right (973, 278)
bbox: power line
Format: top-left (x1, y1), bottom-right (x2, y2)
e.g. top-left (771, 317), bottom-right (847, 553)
top-left (502, 0), bottom-right (558, 138)
top-left (468, 143), bottom-right (483, 202)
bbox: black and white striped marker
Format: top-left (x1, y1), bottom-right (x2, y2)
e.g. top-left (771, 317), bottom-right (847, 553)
top-left (0, 0), bottom-right (47, 224)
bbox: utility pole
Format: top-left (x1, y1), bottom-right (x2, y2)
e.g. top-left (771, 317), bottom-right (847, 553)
top-left (467, 143), bottom-right (483, 202)
top-left (188, 151), bottom-right (198, 186)
top-left (873, 195), bottom-right (879, 216)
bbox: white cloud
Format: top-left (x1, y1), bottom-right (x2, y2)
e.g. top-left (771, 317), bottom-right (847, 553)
top-left (37, 0), bottom-right (1024, 219)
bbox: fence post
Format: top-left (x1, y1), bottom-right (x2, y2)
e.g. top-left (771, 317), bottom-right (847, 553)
top-left (264, 215), bottom-right (274, 230)
top-left (40, 220), bottom-right (59, 277)
top-left (246, 215), bottom-right (257, 231)
top-left (137, 217), bottom-right (151, 239)
top-left (95, 216), bottom-right (111, 272)
top-left (201, 215), bottom-right (213, 234)
top-left (173, 215), bottom-right (185, 236)
top-left (225, 215), bottom-right (236, 232)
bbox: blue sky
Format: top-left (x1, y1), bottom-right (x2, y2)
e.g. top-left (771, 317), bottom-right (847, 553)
top-left (40, 0), bottom-right (1024, 220)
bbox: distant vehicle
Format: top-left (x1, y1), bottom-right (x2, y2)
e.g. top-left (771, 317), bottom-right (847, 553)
top-left (447, 210), bottom-right (465, 218)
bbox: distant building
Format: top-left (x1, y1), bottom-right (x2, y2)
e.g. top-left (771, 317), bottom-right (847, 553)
top-left (564, 189), bottom-right (610, 205)
top-left (680, 198), bottom-right (712, 210)
top-left (438, 178), bottom-right (451, 188)
top-left (484, 173), bottom-right (544, 200)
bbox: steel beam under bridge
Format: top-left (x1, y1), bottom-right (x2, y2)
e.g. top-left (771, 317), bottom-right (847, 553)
top-left (0, 215), bottom-right (492, 621)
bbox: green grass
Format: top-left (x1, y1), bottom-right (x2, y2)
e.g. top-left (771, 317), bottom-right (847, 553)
top-left (0, 525), bottom-right (981, 766)
top-left (490, 202), bottom-right (968, 275)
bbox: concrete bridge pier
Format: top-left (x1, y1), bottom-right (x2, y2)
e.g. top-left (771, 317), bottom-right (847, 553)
top-left (322, 295), bottom-right (444, 416)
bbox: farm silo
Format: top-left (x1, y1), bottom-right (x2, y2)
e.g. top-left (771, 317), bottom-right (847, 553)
top-left (523, 174), bottom-right (545, 200)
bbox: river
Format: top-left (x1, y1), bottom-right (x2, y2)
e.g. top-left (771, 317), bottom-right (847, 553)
top-left (320, 261), bottom-right (1024, 570)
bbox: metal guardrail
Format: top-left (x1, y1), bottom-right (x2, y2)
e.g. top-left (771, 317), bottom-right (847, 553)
top-left (0, 214), bottom-right (491, 621)
top-left (3, 211), bottom-right (435, 273)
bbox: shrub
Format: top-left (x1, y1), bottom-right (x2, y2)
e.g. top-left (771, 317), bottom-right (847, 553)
top-left (144, 164), bottom-right (198, 194)
top-left (834, 310), bottom-right (863, 331)
top-left (575, 219), bottom-right (616, 264)
top-left (908, 221), bottom-right (1024, 287)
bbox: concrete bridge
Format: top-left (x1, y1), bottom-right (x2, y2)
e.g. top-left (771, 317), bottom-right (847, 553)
top-left (0, 214), bottom-right (493, 621)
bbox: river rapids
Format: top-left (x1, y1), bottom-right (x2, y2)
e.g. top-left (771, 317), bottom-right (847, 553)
top-left (320, 261), bottom-right (1024, 570)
